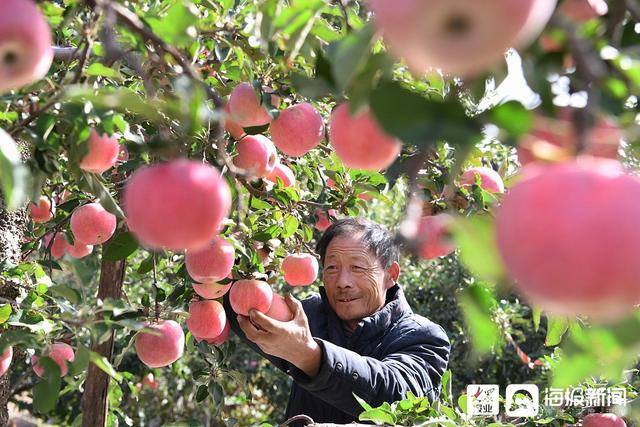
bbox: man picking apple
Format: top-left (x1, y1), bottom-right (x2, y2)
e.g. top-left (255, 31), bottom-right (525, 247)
top-left (224, 218), bottom-right (450, 425)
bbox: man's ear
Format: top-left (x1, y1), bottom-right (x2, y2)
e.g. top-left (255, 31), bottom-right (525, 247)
top-left (385, 261), bottom-right (401, 289)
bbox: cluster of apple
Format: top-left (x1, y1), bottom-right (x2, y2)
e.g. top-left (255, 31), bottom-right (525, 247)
top-left (134, 240), bottom-right (319, 368)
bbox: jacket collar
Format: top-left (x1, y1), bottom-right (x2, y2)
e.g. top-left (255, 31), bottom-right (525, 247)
top-left (319, 284), bottom-right (413, 348)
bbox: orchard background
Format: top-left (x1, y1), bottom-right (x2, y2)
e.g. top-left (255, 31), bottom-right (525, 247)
top-left (1, 0), bottom-right (640, 426)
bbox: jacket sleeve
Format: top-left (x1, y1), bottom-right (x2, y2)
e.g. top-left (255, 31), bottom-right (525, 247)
top-left (287, 323), bottom-right (450, 417)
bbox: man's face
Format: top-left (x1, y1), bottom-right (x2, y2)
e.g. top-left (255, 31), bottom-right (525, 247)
top-left (322, 233), bottom-right (399, 330)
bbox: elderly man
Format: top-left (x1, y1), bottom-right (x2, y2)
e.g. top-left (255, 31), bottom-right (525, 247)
top-left (223, 218), bottom-right (450, 425)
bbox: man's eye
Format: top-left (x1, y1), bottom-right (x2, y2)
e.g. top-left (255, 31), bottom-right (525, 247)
top-left (353, 266), bottom-right (365, 270)
top-left (325, 266), bottom-right (337, 271)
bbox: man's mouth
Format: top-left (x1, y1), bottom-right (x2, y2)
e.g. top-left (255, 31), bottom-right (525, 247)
top-left (337, 297), bottom-right (359, 303)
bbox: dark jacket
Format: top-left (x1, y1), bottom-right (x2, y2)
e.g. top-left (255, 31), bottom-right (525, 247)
top-left (223, 284), bottom-right (450, 426)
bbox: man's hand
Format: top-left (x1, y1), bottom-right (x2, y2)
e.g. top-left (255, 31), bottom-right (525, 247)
top-left (237, 293), bottom-right (322, 378)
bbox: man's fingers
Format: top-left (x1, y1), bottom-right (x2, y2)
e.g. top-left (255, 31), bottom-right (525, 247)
top-left (249, 309), bottom-right (279, 332)
top-left (284, 293), bottom-right (303, 317)
top-left (237, 315), bottom-right (266, 340)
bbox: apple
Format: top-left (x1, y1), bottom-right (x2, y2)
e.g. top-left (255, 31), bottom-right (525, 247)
top-left (496, 157), bottom-right (640, 320)
top-left (266, 294), bottom-right (293, 322)
top-left (233, 134), bottom-right (279, 178)
top-left (192, 282), bottom-right (232, 300)
top-left (229, 280), bottom-right (273, 316)
top-left (123, 160), bottom-right (231, 252)
top-left (369, 0), bottom-right (557, 76)
top-left (582, 413), bottom-right (626, 427)
top-left (32, 342), bottom-right (75, 377)
top-left (282, 253), bottom-right (319, 286)
top-left (330, 103), bottom-right (401, 171)
top-left (227, 83), bottom-right (275, 128)
top-left (416, 214), bottom-right (456, 259)
top-left (186, 237), bottom-right (235, 284)
top-left (460, 167), bottom-right (505, 193)
top-left (270, 103), bottom-right (325, 157)
top-left (0, 346), bottom-right (12, 377)
top-left (265, 163), bottom-right (296, 188)
top-left (70, 202), bottom-right (117, 245)
top-left (79, 130), bottom-right (120, 174)
top-left (0, 0), bottom-right (53, 93)
top-left (135, 320), bottom-right (185, 368)
top-left (29, 196), bottom-right (54, 223)
top-left (186, 300), bottom-right (226, 339)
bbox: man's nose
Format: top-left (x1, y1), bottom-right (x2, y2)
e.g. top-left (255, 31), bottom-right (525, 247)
top-left (335, 268), bottom-right (353, 288)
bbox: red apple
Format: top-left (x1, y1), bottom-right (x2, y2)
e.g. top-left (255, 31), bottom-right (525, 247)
top-left (70, 202), bottom-right (117, 245)
top-left (192, 282), bottom-right (232, 300)
top-left (496, 157), bottom-right (640, 320)
top-left (265, 163), bottom-right (296, 188)
top-left (229, 280), bottom-right (273, 316)
top-left (583, 413), bottom-right (626, 427)
top-left (142, 372), bottom-right (158, 390)
top-left (460, 167), bottom-right (505, 193)
top-left (123, 160), bottom-right (231, 251)
top-left (194, 320), bottom-right (231, 346)
top-left (79, 130), bottom-right (120, 174)
top-left (66, 240), bottom-right (93, 259)
top-left (227, 83), bottom-right (274, 128)
top-left (135, 320), bottom-right (185, 368)
top-left (369, 0), bottom-right (557, 76)
top-left (186, 300), bottom-right (226, 339)
top-left (270, 103), bottom-right (325, 157)
top-left (315, 209), bottom-right (337, 232)
top-left (233, 134), bottom-right (279, 178)
top-left (282, 253), bottom-right (319, 286)
top-left (32, 342), bottom-right (75, 377)
top-left (416, 214), bottom-right (455, 259)
top-left (266, 294), bottom-right (293, 322)
top-left (0, 0), bottom-right (53, 93)
top-left (44, 232), bottom-right (68, 259)
top-left (186, 237), bottom-right (235, 284)
top-left (29, 196), bottom-right (54, 223)
top-left (330, 103), bottom-right (401, 171)
top-left (0, 346), bottom-right (12, 377)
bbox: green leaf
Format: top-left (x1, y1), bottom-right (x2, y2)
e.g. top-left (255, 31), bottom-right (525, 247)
top-left (370, 80), bottom-right (481, 148)
top-left (0, 128), bottom-right (30, 210)
top-left (208, 381), bottom-right (224, 405)
top-left (33, 358), bottom-right (62, 413)
top-left (353, 393), bottom-right (372, 411)
top-left (148, 2), bottom-right (198, 46)
top-left (489, 101), bottom-right (533, 137)
top-left (250, 198), bottom-right (273, 210)
top-left (50, 284), bottom-right (81, 305)
top-left (449, 215), bottom-right (505, 283)
top-left (545, 316), bottom-right (569, 347)
top-left (358, 408), bottom-right (397, 425)
top-left (102, 232), bottom-right (138, 261)
top-left (326, 23), bottom-right (376, 93)
top-left (69, 344), bottom-right (91, 376)
top-left (458, 285), bottom-right (499, 354)
top-left (282, 215), bottom-right (299, 238)
top-left (196, 384), bottom-right (209, 402)
top-left (0, 304), bottom-right (12, 324)
top-left (89, 351), bottom-right (123, 382)
top-left (86, 63), bottom-right (122, 80)
top-left (81, 173), bottom-right (125, 218)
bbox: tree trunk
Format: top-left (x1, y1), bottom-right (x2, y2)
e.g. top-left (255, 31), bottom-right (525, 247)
top-left (0, 194), bottom-right (27, 427)
top-left (80, 256), bottom-right (125, 427)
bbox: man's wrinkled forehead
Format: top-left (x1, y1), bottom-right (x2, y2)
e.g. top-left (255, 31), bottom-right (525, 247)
top-left (324, 233), bottom-right (378, 263)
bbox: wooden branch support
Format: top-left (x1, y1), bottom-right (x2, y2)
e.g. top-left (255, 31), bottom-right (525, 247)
top-left (80, 255), bottom-right (125, 427)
